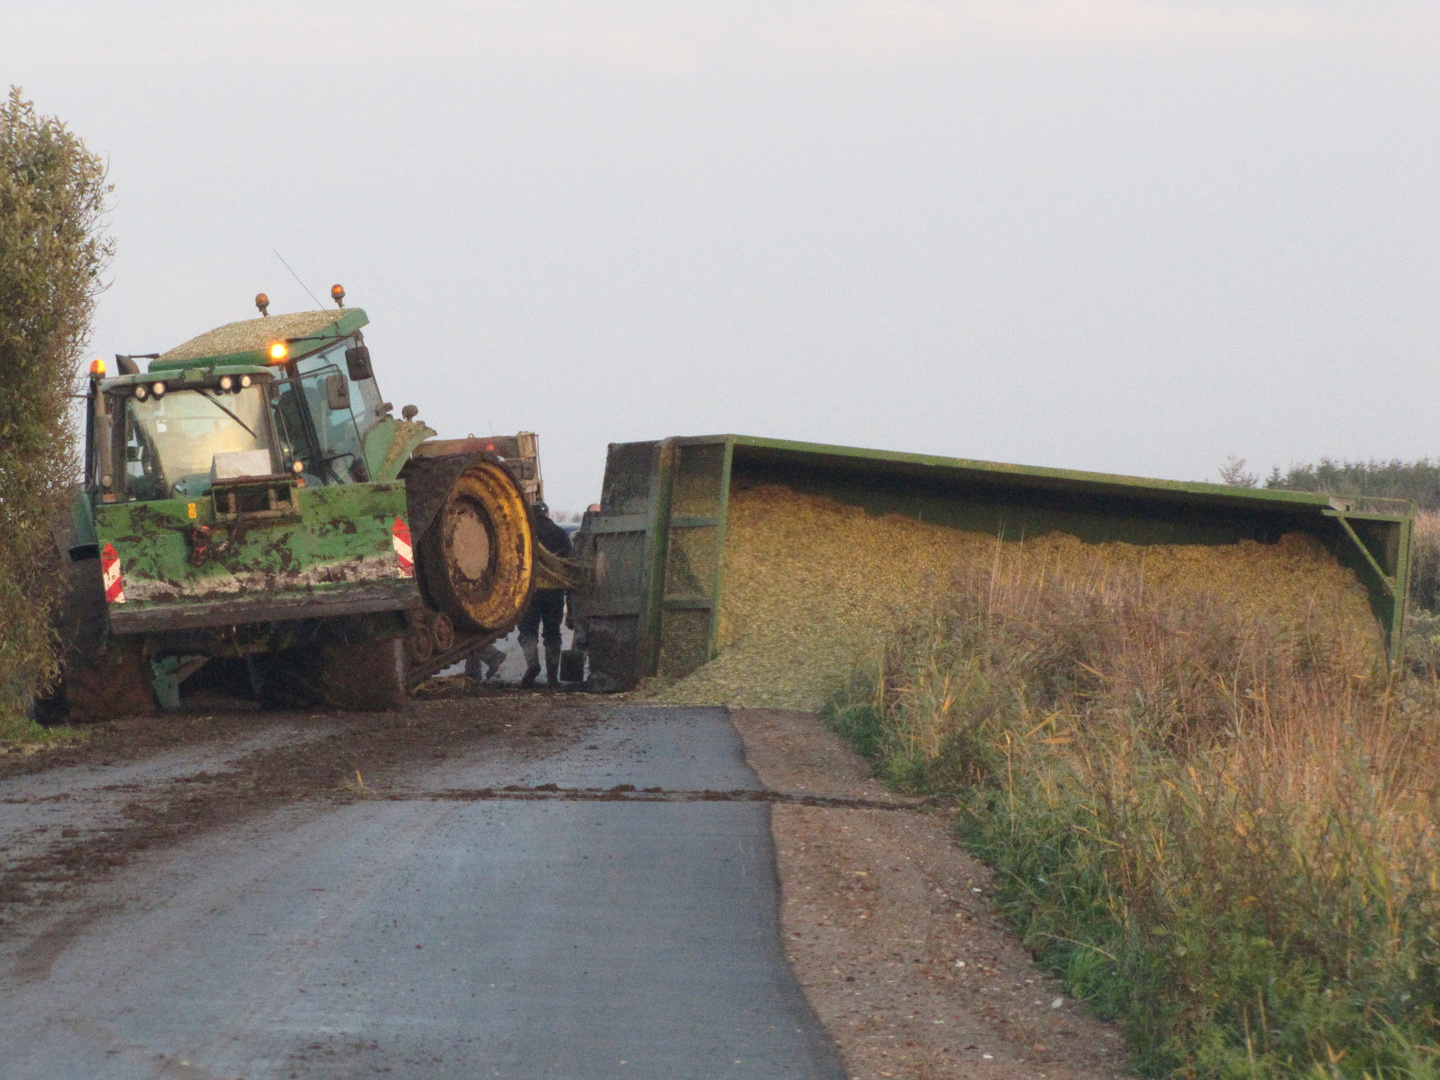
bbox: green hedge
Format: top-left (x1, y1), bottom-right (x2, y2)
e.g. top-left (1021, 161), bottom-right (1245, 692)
top-left (0, 86), bottom-right (111, 733)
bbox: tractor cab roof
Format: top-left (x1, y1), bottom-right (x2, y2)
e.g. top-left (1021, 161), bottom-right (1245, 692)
top-left (148, 307), bottom-right (369, 372)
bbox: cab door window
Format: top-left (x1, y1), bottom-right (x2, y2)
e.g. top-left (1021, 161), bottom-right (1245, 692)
top-left (297, 338), bottom-right (383, 437)
top-left (269, 364), bottom-right (367, 484)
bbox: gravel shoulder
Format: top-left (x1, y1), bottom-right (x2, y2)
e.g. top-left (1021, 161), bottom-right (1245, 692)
top-left (731, 708), bottom-right (1131, 1080)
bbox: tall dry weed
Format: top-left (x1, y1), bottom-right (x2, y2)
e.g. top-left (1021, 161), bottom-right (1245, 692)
top-left (827, 541), bottom-right (1440, 1078)
top-left (1409, 512), bottom-right (1440, 613)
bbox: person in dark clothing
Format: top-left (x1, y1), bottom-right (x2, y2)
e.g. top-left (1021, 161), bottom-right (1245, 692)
top-left (519, 500), bottom-right (573, 687)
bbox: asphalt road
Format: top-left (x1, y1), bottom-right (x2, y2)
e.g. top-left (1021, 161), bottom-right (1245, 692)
top-left (0, 706), bottom-right (847, 1080)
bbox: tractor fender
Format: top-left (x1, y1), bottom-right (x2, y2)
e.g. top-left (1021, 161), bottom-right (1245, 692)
top-left (363, 417), bottom-right (436, 482)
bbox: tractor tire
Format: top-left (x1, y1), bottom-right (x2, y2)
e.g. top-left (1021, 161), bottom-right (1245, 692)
top-left (52, 550), bottom-right (109, 672)
top-left (33, 544), bottom-right (132, 723)
top-left (417, 458), bottom-right (535, 634)
top-left (321, 638), bottom-right (407, 711)
top-left (64, 636), bottom-right (156, 723)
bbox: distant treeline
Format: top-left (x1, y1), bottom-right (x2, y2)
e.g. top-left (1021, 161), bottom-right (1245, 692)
top-left (1267, 459), bottom-right (1440, 510)
top-left (1223, 456), bottom-right (1440, 511)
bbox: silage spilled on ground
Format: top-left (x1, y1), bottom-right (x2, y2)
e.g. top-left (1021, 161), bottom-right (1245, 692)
top-left (652, 482), bottom-right (1384, 710)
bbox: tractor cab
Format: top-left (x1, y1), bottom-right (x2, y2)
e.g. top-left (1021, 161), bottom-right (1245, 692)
top-left (89, 306), bottom-right (395, 506)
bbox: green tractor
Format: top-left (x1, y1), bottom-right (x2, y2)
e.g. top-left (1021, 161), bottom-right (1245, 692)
top-left (48, 290), bottom-right (561, 719)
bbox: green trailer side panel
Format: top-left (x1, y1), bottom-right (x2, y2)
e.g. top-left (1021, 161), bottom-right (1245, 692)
top-left (586, 435), bottom-right (1415, 689)
top-left (94, 479), bottom-right (418, 633)
top-left (656, 441), bottom-right (729, 679)
top-left (584, 440), bottom-right (664, 688)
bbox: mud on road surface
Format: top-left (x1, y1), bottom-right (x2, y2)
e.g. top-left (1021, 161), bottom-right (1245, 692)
top-left (0, 692), bottom-right (603, 918)
top-left (0, 694), bottom-right (1131, 1080)
top-left (0, 697), bottom-right (847, 1080)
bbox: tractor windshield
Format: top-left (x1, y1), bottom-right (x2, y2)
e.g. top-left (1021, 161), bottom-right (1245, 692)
top-left (121, 386), bottom-right (276, 501)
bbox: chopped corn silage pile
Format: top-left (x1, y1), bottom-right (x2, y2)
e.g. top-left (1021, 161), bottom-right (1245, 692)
top-left (161, 310), bottom-right (344, 362)
top-left (649, 483), bottom-right (1385, 710)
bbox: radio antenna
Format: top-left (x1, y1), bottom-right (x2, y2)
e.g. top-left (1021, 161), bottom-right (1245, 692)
top-left (272, 249), bottom-right (325, 309)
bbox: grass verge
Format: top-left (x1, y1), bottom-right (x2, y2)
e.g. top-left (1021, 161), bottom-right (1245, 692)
top-left (0, 711), bottom-right (87, 753)
top-left (824, 550), bottom-right (1440, 1079)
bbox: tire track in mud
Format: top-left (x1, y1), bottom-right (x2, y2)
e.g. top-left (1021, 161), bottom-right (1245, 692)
top-left (369, 783), bottom-right (942, 809)
top-left (0, 696), bottom-right (603, 926)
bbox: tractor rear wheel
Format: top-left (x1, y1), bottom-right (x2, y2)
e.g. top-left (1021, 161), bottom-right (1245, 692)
top-left (64, 637), bottom-right (156, 722)
top-left (418, 459), bottom-right (535, 634)
top-left (320, 638), bottom-right (407, 711)
top-left (41, 546), bottom-right (151, 723)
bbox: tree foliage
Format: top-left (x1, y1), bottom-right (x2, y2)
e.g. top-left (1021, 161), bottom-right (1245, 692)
top-left (0, 86), bottom-right (112, 725)
top-left (1262, 457), bottom-right (1440, 510)
top-left (1216, 453), bottom-right (1258, 488)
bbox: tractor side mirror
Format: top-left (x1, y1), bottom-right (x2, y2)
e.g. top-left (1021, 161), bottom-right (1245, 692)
top-left (345, 345), bottom-right (373, 381)
top-left (325, 373), bottom-right (351, 411)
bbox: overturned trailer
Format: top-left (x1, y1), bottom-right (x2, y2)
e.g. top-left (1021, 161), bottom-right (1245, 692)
top-left (578, 436), bottom-right (1414, 692)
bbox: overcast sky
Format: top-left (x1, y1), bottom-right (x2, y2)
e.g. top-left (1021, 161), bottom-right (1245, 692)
top-left (5, 2), bottom-right (1438, 510)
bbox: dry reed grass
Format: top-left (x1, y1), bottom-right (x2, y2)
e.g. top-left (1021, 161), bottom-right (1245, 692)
top-left (1410, 511), bottom-right (1440, 613)
top-left (828, 549), bottom-right (1440, 1078)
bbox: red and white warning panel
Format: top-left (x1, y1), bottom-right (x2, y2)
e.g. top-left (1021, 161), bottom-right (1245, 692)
top-left (101, 542), bottom-right (125, 604)
top-left (391, 518), bottom-right (414, 577)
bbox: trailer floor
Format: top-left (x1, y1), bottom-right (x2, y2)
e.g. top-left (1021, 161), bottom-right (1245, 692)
top-left (0, 696), bottom-right (1130, 1080)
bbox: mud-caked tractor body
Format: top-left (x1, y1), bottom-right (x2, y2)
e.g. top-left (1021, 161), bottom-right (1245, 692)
top-left (51, 301), bottom-right (559, 718)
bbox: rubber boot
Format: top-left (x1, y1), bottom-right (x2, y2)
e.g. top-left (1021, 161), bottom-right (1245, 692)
top-left (467, 646), bottom-right (505, 683)
top-left (545, 643), bottom-right (562, 687)
top-left (520, 638), bottom-right (541, 689)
